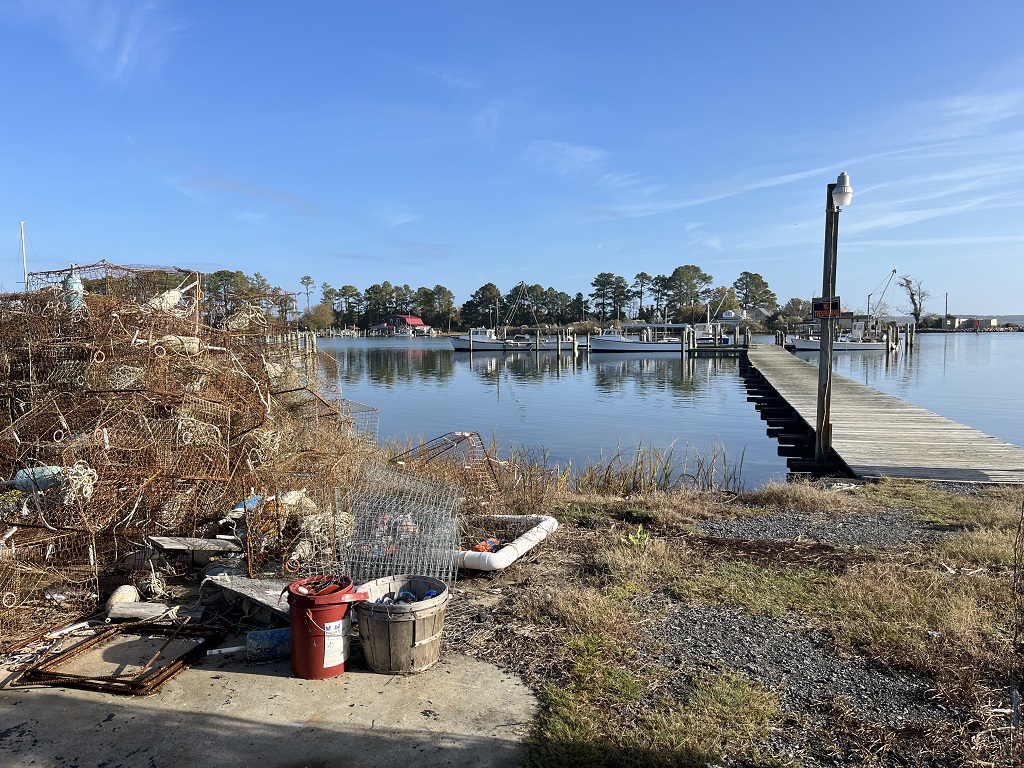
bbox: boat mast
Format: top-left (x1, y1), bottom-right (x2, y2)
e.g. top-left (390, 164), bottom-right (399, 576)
top-left (20, 220), bottom-right (28, 291)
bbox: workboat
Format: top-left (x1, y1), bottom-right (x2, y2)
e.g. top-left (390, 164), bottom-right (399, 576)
top-left (692, 321), bottom-right (735, 347)
top-left (790, 267), bottom-right (900, 352)
top-left (450, 328), bottom-right (576, 352)
top-left (586, 324), bottom-right (688, 352)
top-left (789, 320), bottom-right (897, 352)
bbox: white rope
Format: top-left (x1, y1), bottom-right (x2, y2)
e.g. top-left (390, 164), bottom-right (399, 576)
top-left (62, 461), bottom-right (98, 505)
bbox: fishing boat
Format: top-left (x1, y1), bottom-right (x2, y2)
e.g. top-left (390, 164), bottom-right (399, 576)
top-left (586, 324), bottom-right (689, 352)
top-left (790, 267), bottom-right (900, 352)
top-left (450, 328), bottom-right (576, 352)
top-left (790, 319), bottom-right (897, 352)
top-left (692, 321), bottom-right (734, 347)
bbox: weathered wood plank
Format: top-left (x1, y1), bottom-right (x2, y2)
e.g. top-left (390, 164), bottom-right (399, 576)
top-left (745, 345), bottom-right (1024, 483)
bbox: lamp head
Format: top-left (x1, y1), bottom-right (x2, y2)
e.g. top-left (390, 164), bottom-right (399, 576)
top-left (832, 172), bottom-right (853, 207)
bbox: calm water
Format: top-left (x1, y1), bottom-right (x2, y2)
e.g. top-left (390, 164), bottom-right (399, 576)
top-left (320, 333), bottom-right (1024, 488)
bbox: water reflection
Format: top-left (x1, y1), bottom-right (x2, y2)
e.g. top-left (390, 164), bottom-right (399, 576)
top-left (324, 340), bottom-right (456, 387)
top-left (793, 332), bottom-right (1024, 449)
top-left (319, 337), bottom-right (792, 486)
top-left (316, 333), bottom-right (1024, 484)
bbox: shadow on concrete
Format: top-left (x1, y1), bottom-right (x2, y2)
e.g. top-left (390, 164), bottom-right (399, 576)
top-left (1, 653), bottom-right (535, 768)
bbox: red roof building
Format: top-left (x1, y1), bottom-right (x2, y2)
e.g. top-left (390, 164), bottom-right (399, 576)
top-left (391, 314), bottom-right (426, 327)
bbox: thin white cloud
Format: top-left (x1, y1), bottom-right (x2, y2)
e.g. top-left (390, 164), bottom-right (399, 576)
top-left (169, 177), bottom-right (321, 215)
top-left (571, 67), bottom-right (1024, 229)
top-left (586, 190), bottom-right (733, 219)
top-left (234, 211), bottom-right (270, 223)
top-left (843, 198), bottom-right (993, 235)
top-left (525, 140), bottom-right (608, 177)
top-left (473, 101), bottom-right (502, 146)
top-left (586, 164), bottom-right (837, 220)
top-left (424, 67), bottom-right (475, 93)
top-left (891, 88), bottom-right (1024, 143)
top-left (376, 206), bottom-right (421, 227)
top-left (852, 235), bottom-right (1024, 248)
top-left (9, 0), bottom-right (182, 83)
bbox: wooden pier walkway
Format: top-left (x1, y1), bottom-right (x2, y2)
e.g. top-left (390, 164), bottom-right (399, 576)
top-left (744, 345), bottom-right (1024, 483)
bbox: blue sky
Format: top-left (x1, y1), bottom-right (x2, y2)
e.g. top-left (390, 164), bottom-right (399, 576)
top-left (2, 1), bottom-right (1023, 314)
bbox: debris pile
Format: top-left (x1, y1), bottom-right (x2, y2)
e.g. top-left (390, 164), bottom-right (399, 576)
top-left (0, 261), bottom-right (380, 651)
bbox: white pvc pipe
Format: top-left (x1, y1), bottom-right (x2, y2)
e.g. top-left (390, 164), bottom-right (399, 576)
top-left (457, 515), bottom-right (558, 571)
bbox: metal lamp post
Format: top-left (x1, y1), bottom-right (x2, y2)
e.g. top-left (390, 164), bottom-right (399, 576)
top-left (814, 172), bottom-right (853, 464)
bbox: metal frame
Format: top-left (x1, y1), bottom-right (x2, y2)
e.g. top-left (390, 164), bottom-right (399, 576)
top-left (13, 623), bottom-right (227, 696)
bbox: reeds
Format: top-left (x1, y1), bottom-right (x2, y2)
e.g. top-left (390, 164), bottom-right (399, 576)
top-left (383, 435), bottom-right (747, 518)
top-left (568, 440), bottom-right (745, 496)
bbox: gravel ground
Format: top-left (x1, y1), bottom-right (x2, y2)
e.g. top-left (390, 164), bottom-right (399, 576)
top-left (444, 504), bottom-right (1003, 766)
top-left (696, 509), bottom-right (944, 549)
top-left (655, 605), bottom-right (940, 727)
top-left (649, 603), bottom-right (956, 766)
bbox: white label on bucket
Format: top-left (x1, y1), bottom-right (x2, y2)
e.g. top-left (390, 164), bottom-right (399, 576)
top-left (323, 616), bottom-right (351, 669)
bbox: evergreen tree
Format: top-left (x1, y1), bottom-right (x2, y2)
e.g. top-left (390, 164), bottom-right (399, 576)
top-left (461, 283), bottom-right (502, 328)
top-left (590, 272), bottom-right (619, 322)
top-left (732, 271), bottom-right (777, 312)
top-left (668, 265), bottom-right (713, 323)
top-left (632, 272), bottom-right (653, 319)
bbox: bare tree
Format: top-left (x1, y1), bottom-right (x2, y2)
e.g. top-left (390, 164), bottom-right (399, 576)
top-left (898, 275), bottom-right (931, 324)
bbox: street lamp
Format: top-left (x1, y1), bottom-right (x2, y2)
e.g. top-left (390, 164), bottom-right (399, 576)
top-left (814, 172), bottom-right (853, 464)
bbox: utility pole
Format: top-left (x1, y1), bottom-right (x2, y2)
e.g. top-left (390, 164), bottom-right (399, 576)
top-left (814, 173), bottom-right (853, 465)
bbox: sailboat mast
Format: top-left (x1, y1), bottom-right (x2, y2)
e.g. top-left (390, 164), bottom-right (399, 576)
top-left (20, 220), bottom-right (28, 291)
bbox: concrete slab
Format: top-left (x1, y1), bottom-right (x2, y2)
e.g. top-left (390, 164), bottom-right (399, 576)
top-left (1, 651), bottom-right (537, 768)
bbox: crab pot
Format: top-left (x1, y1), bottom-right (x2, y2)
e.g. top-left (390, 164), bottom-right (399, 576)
top-left (354, 575), bottom-right (448, 674)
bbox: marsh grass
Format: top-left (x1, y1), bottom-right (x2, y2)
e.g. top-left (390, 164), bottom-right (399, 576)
top-left (864, 478), bottom-right (1024, 528)
top-left (516, 440), bottom-right (746, 498)
top-left (861, 479), bottom-right (1023, 566)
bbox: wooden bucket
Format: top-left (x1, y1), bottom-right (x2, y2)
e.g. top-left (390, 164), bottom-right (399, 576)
top-left (354, 575), bottom-right (448, 674)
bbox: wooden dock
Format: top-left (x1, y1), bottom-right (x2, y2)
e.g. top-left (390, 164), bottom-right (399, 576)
top-left (744, 344), bottom-right (1024, 483)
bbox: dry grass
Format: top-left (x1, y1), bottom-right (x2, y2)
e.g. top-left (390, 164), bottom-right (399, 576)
top-left (934, 526), bottom-right (1017, 566)
top-left (444, 476), bottom-right (1023, 767)
top-left (864, 478), bottom-right (1024, 527)
top-left (732, 478), bottom-right (874, 516)
top-left (830, 560), bottom-right (1012, 684)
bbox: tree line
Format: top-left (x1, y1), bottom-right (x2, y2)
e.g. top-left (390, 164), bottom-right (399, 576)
top-left (199, 266), bottom-right (933, 333)
top-left (307, 267), bottom-right (808, 332)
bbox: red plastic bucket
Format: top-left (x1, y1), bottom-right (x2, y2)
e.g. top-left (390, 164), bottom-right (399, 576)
top-left (285, 575), bottom-right (367, 680)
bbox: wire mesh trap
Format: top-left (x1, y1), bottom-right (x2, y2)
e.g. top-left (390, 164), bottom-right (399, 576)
top-left (1, 261), bottom-right (380, 644)
top-left (339, 464), bottom-right (462, 586)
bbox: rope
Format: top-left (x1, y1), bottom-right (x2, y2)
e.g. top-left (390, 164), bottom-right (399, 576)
top-left (62, 461), bottom-right (98, 505)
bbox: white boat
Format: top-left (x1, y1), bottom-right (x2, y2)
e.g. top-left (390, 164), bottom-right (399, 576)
top-left (586, 324), bottom-right (688, 353)
top-left (789, 320), bottom-right (896, 352)
top-left (791, 267), bottom-right (901, 352)
top-left (692, 321), bottom-right (735, 347)
top-left (450, 328), bottom-right (576, 352)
